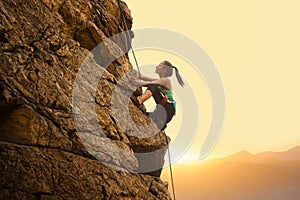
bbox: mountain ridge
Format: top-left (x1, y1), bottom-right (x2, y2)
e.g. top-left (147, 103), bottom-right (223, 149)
top-left (205, 146), bottom-right (300, 165)
top-left (164, 146), bottom-right (300, 200)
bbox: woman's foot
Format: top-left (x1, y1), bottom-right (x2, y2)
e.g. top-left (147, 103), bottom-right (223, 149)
top-left (131, 96), bottom-right (141, 107)
top-left (131, 90), bottom-right (152, 107)
top-left (137, 96), bottom-right (141, 104)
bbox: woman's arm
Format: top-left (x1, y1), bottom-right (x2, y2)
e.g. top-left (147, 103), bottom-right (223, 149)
top-left (139, 74), bottom-right (157, 81)
top-left (131, 77), bottom-right (170, 88)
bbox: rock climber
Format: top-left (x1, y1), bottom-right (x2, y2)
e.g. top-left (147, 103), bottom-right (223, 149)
top-left (130, 60), bottom-right (184, 130)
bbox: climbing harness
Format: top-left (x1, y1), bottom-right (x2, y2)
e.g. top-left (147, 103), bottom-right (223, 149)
top-left (117, 1), bottom-right (177, 200)
top-left (158, 86), bottom-right (176, 109)
top-left (164, 131), bottom-right (177, 200)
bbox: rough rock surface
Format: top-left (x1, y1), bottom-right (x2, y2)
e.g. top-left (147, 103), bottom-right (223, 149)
top-left (0, 0), bottom-right (171, 199)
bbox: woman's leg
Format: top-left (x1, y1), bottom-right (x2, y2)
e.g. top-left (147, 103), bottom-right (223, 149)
top-left (135, 84), bottom-right (176, 130)
top-left (134, 84), bottom-right (164, 105)
top-left (149, 104), bottom-right (175, 130)
top-left (146, 84), bottom-right (176, 130)
top-left (137, 90), bottom-right (152, 104)
top-left (131, 86), bottom-right (154, 107)
top-left (145, 84), bottom-right (164, 104)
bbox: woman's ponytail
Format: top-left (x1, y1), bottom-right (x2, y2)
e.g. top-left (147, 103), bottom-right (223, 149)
top-left (173, 66), bottom-right (185, 87)
top-left (162, 60), bottom-right (185, 87)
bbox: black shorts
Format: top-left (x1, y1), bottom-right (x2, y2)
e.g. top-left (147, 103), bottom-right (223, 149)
top-left (146, 84), bottom-right (176, 130)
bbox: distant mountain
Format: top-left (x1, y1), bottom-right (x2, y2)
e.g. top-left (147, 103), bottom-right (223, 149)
top-left (226, 150), bottom-right (253, 161)
top-left (253, 146), bottom-right (300, 162)
top-left (162, 146), bottom-right (300, 200)
top-left (207, 146), bottom-right (300, 165)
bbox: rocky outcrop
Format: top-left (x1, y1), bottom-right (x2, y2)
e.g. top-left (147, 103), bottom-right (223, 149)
top-left (0, 0), bottom-right (171, 199)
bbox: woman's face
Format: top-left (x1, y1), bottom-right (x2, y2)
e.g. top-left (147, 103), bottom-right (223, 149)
top-left (155, 62), bottom-right (166, 75)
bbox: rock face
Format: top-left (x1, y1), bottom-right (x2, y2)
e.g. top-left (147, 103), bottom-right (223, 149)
top-left (0, 0), bottom-right (171, 199)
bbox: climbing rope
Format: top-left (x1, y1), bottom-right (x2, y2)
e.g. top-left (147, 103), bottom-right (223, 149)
top-left (117, 1), bottom-right (176, 199)
top-left (164, 131), bottom-right (177, 200)
top-left (117, 0), bottom-right (141, 78)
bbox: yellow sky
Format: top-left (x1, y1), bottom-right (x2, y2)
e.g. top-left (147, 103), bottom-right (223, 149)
top-left (124, 0), bottom-right (300, 161)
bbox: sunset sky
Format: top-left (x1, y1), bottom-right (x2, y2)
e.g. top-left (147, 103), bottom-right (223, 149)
top-left (124, 0), bottom-right (300, 161)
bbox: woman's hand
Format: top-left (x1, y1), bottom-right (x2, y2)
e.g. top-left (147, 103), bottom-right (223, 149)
top-left (139, 74), bottom-right (145, 80)
top-left (129, 77), bottom-right (142, 86)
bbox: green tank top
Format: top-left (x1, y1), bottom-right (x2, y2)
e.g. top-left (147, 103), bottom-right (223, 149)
top-left (158, 86), bottom-right (176, 109)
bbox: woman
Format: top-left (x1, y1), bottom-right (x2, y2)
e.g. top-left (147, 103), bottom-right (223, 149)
top-left (130, 60), bottom-right (184, 130)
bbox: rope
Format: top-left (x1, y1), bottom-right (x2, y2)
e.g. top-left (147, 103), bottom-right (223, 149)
top-left (117, 2), bottom-right (176, 199)
top-left (164, 132), bottom-right (176, 200)
top-left (116, 0), bottom-right (141, 78)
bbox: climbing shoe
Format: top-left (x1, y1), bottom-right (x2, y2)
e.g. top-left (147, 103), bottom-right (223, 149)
top-left (131, 97), bottom-right (140, 107)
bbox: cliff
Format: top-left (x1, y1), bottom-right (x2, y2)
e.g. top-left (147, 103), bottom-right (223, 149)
top-left (0, 0), bottom-right (171, 199)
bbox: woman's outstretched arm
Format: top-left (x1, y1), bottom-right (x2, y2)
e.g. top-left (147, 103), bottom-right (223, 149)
top-left (130, 77), bottom-right (170, 89)
top-left (139, 74), bottom-right (157, 81)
